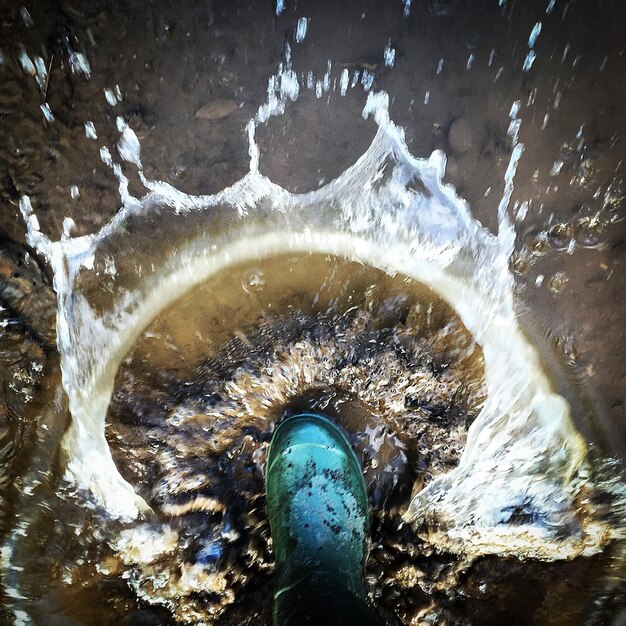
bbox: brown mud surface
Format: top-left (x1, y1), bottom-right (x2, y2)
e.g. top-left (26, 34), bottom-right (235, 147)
top-left (0, 0), bottom-right (624, 624)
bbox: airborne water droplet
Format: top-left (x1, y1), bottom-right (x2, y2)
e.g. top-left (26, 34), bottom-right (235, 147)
top-left (384, 41), bottom-right (396, 68)
top-left (84, 121), bottom-right (97, 139)
top-left (295, 17), bottom-right (309, 43)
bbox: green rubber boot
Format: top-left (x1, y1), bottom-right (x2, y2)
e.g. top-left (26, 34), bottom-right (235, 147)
top-left (266, 413), bottom-right (381, 626)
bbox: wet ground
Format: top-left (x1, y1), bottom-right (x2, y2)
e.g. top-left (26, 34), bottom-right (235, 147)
top-left (1, 0), bottom-right (624, 451)
top-left (0, 0), bottom-right (625, 624)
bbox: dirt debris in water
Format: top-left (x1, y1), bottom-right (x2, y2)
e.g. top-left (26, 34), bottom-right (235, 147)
top-left (102, 265), bottom-right (485, 625)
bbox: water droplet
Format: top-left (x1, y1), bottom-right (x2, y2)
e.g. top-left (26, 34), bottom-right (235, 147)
top-left (84, 121), bottom-right (97, 140)
top-left (156, 18), bottom-right (176, 42)
top-left (571, 158), bottom-right (596, 188)
top-left (530, 232), bottom-right (550, 255)
top-left (528, 22), bottom-right (542, 48)
top-left (20, 6), bottom-right (34, 27)
top-left (242, 269), bottom-right (266, 294)
top-left (575, 216), bottom-right (603, 248)
top-left (40, 103), bottom-right (54, 123)
top-left (104, 88), bottom-right (118, 107)
top-left (512, 251), bottom-right (531, 275)
top-left (549, 160), bottom-right (564, 176)
top-left (383, 42), bottom-right (396, 68)
top-left (18, 47), bottom-right (36, 76)
top-left (559, 140), bottom-right (578, 162)
top-left (603, 180), bottom-right (624, 212)
top-left (295, 17), bottom-right (309, 44)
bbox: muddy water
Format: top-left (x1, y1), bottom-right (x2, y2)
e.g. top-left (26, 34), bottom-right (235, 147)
top-left (1, 0), bottom-right (625, 623)
top-left (0, 252), bottom-right (623, 626)
top-left (2, 253), bottom-right (487, 624)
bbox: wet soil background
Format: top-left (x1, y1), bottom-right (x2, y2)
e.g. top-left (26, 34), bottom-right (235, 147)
top-left (0, 0), bottom-right (624, 623)
top-left (0, 0), bottom-right (624, 456)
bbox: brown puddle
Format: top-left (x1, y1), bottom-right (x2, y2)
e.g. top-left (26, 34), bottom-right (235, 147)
top-left (0, 253), bottom-right (622, 626)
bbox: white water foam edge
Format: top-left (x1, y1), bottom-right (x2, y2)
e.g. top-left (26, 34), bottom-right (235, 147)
top-left (18, 91), bottom-right (625, 563)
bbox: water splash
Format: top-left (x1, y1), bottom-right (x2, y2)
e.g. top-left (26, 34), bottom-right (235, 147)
top-left (16, 90), bottom-right (624, 569)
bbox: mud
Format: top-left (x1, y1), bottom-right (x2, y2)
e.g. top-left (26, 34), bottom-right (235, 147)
top-left (0, 0), bottom-right (625, 624)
